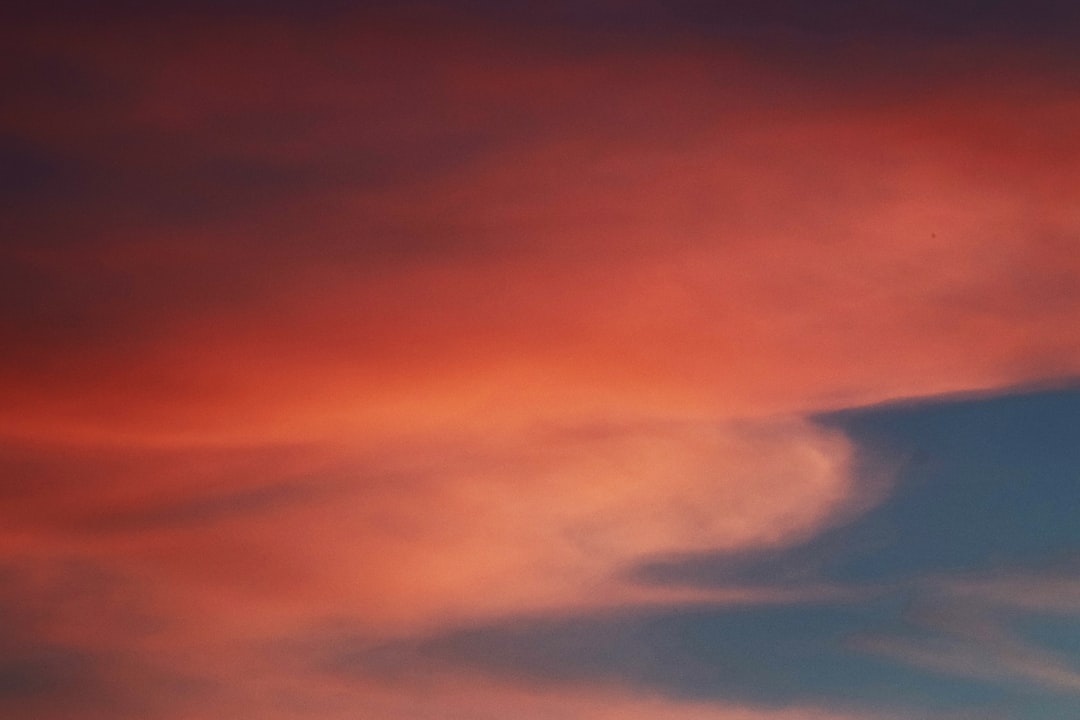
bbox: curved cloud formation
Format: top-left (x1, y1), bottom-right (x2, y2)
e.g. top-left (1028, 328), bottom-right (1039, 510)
top-left (2, 3), bottom-right (1080, 719)
top-left (0, 419), bottom-right (860, 630)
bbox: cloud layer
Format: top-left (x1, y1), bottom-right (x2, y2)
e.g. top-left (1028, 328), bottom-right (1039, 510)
top-left (2, 3), bottom-right (1080, 719)
top-left (3, 7), bottom-right (1080, 445)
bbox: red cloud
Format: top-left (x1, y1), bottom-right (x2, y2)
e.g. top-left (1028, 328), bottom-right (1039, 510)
top-left (1, 11), bottom-right (1078, 719)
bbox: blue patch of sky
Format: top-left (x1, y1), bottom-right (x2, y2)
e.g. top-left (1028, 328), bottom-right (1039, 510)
top-left (384, 385), bottom-right (1080, 718)
top-left (635, 384), bottom-right (1080, 588)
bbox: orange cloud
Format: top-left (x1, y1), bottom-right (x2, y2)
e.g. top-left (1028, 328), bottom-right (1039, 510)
top-left (2, 20), bottom-right (1078, 446)
top-left (0, 420), bottom-right (870, 719)
top-left (0, 418), bottom-right (864, 633)
top-left (294, 675), bottom-right (888, 720)
top-left (2, 11), bottom-right (1079, 719)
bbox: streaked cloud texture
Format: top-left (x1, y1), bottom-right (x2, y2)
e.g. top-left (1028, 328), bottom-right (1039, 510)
top-left (2, 2), bottom-right (1079, 718)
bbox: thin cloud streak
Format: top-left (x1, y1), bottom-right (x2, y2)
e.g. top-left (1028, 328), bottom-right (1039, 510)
top-left (933, 572), bottom-right (1080, 615)
top-left (854, 606), bottom-right (1080, 695)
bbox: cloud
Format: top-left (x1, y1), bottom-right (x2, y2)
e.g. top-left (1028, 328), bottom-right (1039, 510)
top-left (937, 572), bottom-right (1080, 615)
top-left (308, 677), bottom-right (888, 720)
top-left (2, 14), bottom-right (1080, 445)
top-left (1, 6), bottom-right (1080, 720)
top-left (0, 637), bottom-right (99, 713)
top-left (0, 558), bottom-right (199, 720)
top-left (0, 416), bottom-right (883, 719)
top-left (853, 601), bottom-right (1080, 696)
top-left (315, 595), bottom-right (1011, 719)
top-left (0, 541), bottom-right (897, 720)
top-left (851, 563), bottom-right (1080, 696)
top-left (0, 418), bottom-right (863, 632)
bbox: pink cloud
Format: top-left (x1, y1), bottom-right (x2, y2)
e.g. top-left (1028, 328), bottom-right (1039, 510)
top-left (2, 20), bottom-right (1079, 446)
top-left (0, 418), bottom-right (864, 633)
top-left (2, 11), bottom-right (1079, 719)
top-left (855, 607), bottom-right (1080, 695)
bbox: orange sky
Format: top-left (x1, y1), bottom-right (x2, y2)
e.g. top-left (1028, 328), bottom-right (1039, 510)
top-left (4, 14), bottom-right (1080, 446)
top-left (2, 5), bottom-right (1080, 719)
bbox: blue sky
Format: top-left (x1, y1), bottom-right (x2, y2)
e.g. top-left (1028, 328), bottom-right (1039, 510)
top-left (321, 385), bottom-right (1080, 720)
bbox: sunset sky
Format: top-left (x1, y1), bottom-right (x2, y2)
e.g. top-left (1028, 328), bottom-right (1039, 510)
top-left (2, 2), bottom-right (1080, 719)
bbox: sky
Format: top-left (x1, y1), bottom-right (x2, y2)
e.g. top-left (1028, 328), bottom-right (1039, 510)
top-left (2, 1), bottom-right (1080, 718)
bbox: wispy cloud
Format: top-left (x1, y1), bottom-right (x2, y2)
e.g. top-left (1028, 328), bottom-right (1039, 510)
top-left (2, 4), bottom-right (1080, 720)
top-left (933, 569), bottom-right (1080, 615)
top-left (854, 601), bottom-right (1080, 695)
top-left (0, 419), bottom-right (865, 631)
top-left (3, 11), bottom-right (1080, 446)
